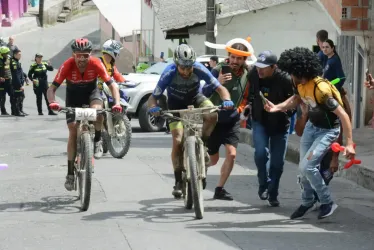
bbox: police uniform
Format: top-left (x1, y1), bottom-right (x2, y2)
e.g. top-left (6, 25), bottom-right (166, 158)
top-left (10, 57), bottom-right (27, 116)
top-left (0, 53), bottom-right (15, 115)
top-left (28, 61), bottom-right (54, 115)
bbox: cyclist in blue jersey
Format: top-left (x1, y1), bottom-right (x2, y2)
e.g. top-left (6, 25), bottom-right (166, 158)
top-left (148, 44), bottom-right (233, 198)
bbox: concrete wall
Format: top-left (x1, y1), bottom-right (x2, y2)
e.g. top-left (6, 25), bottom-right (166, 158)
top-left (43, 0), bottom-right (66, 25)
top-left (188, 1), bottom-right (337, 57)
top-left (141, 1), bottom-right (178, 60)
top-left (99, 13), bottom-right (133, 74)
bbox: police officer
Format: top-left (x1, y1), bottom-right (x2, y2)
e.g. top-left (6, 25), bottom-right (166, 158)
top-left (11, 49), bottom-right (28, 116)
top-left (28, 53), bottom-right (56, 115)
top-left (0, 46), bottom-right (16, 115)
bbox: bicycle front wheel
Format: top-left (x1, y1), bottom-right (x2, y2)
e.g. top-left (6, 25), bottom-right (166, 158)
top-left (78, 132), bottom-right (93, 211)
top-left (186, 136), bottom-right (204, 219)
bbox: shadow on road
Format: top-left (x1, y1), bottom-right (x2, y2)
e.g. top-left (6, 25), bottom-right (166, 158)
top-left (0, 195), bottom-right (81, 214)
top-left (82, 197), bottom-right (197, 223)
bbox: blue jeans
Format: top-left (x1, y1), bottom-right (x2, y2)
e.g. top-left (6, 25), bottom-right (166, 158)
top-left (299, 121), bottom-right (340, 206)
top-left (289, 113), bottom-right (296, 134)
top-left (252, 121), bottom-right (288, 198)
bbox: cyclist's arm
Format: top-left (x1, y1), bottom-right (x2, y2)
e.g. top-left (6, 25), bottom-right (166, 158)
top-left (95, 59), bottom-right (119, 105)
top-left (113, 66), bottom-right (125, 83)
top-left (194, 62), bottom-right (231, 101)
top-left (148, 64), bottom-right (175, 108)
top-left (47, 61), bottom-right (70, 103)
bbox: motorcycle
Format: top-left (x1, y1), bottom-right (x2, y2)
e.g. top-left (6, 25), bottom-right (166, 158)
top-left (101, 82), bottom-right (132, 158)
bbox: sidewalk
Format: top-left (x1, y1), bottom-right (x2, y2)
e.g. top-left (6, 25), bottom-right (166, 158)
top-left (239, 127), bottom-right (374, 191)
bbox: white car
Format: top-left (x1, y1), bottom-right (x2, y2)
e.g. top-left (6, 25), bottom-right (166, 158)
top-left (123, 55), bottom-right (226, 132)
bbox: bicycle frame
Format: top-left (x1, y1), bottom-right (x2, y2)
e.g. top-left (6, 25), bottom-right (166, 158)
top-left (163, 106), bottom-right (219, 180)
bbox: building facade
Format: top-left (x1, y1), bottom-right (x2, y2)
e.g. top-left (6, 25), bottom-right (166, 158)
top-left (1, 0), bottom-right (28, 26)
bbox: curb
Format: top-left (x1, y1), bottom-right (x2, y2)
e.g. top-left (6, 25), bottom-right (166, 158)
top-left (239, 128), bottom-right (374, 192)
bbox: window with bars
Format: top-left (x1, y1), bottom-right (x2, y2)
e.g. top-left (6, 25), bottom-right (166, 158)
top-left (342, 8), bottom-right (347, 19)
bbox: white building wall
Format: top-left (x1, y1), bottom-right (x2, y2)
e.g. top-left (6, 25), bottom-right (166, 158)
top-left (141, 1), bottom-right (179, 60)
top-left (188, 1), bottom-right (337, 58)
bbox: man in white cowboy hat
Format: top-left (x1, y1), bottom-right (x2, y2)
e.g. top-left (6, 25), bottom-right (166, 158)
top-left (203, 39), bottom-right (254, 201)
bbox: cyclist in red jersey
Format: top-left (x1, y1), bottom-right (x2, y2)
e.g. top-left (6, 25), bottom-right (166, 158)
top-left (47, 38), bottom-right (122, 191)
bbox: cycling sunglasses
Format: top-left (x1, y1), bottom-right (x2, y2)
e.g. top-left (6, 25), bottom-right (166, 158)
top-left (74, 52), bottom-right (91, 60)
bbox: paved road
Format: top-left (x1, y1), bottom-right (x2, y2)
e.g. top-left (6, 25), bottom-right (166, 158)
top-left (1, 12), bottom-right (374, 250)
top-left (0, 84), bottom-right (373, 250)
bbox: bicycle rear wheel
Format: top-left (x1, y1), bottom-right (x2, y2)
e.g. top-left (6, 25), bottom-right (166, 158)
top-left (186, 136), bottom-right (204, 219)
top-left (78, 132), bottom-right (93, 211)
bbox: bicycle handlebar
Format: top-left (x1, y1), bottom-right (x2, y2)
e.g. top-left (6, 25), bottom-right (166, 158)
top-left (58, 107), bottom-right (111, 114)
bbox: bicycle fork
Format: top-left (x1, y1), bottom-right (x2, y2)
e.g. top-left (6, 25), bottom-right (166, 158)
top-left (197, 137), bottom-right (206, 180)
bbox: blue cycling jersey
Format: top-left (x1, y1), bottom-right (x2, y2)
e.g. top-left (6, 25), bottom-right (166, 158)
top-left (152, 61), bottom-right (221, 101)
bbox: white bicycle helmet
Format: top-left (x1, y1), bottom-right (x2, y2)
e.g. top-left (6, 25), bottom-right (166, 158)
top-left (173, 44), bottom-right (196, 67)
top-left (102, 39), bottom-right (123, 59)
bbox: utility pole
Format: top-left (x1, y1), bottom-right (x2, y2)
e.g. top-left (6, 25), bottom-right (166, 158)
top-left (205, 0), bottom-right (216, 55)
top-left (39, 0), bottom-right (45, 27)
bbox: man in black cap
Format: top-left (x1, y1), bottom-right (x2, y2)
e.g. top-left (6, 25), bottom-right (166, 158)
top-left (247, 50), bottom-right (295, 207)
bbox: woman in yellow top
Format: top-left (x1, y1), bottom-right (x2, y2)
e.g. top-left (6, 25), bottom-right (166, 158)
top-left (98, 39), bottom-right (126, 88)
top-left (264, 47), bottom-right (355, 220)
top-left (94, 39), bottom-right (126, 159)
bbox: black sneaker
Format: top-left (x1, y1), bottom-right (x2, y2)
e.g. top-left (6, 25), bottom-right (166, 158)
top-left (258, 189), bottom-right (268, 200)
top-left (268, 197), bottom-right (280, 207)
top-left (172, 182), bottom-right (182, 199)
top-left (213, 188), bottom-right (233, 201)
top-left (318, 202), bottom-right (338, 219)
top-left (290, 204), bottom-right (317, 219)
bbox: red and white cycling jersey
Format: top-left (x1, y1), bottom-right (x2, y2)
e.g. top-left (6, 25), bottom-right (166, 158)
top-left (52, 57), bottom-right (113, 91)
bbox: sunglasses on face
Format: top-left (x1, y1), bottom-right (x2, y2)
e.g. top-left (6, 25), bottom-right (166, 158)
top-left (74, 53), bottom-right (91, 60)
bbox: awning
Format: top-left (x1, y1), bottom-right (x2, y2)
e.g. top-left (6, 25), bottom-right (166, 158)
top-left (92, 0), bottom-right (141, 37)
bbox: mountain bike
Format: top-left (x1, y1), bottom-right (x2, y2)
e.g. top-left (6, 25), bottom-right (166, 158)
top-left (59, 106), bottom-right (110, 211)
top-left (101, 83), bottom-right (132, 158)
top-left (162, 105), bottom-right (220, 219)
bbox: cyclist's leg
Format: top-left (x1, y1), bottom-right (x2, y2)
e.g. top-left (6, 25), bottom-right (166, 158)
top-left (66, 106), bottom-right (80, 191)
top-left (170, 122), bottom-right (184, 197)
top-left (89, 88), bottom-right (104, 159)
top-left (194, 94), bottom-right (217, 142)
top-left (168, 100), bottom-right (185, 198)
top-left (64, 92), bottom-right (90, 191)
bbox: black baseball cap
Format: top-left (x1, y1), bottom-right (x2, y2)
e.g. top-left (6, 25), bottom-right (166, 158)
top-left (254, 50), bottom-right (277, 68)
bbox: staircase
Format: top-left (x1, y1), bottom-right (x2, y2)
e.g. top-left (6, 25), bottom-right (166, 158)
top-left (57, 7), bottom-right (72, 23)
top-left (57, 0), bottom-right (81, 23)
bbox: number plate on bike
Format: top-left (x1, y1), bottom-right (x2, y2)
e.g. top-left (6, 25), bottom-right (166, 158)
top-left (75, 108), bottom-right (97, 121)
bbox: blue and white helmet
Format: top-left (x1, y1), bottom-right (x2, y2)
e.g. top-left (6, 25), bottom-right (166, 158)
top-left (102, 39), bottom-right (123, 59)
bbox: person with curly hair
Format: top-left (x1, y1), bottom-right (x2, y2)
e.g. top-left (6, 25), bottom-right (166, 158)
top-left (264, 47), bottom-right (356, 220)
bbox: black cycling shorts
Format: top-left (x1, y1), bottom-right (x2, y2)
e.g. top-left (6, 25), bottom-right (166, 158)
top-left (207, 120), bottom-right (240, 155)
top-left (65, 87), bottom-right (102, 124)
top-left (167, 94), bottom-right (214, 130)
top-left (167, 93), bottom-right (211, 111)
